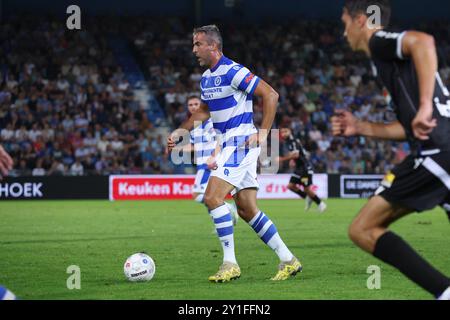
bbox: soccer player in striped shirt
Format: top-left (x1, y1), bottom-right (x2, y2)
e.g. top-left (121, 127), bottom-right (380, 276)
top-left (168, 25), bottom-right (301, 282)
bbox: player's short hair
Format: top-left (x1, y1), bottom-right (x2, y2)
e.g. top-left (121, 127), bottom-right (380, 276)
top-left (193, 25), bottom-right (223, 51)
top-left (344, 0), bottom-right (391, 27)
top-left (187, 95), bottom-right (201, 103)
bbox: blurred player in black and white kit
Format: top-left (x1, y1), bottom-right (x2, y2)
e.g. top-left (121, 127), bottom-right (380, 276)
top-left (279, 128), bottom-right (326, 213)
top-left (333, 0), bottom-right (450, 299)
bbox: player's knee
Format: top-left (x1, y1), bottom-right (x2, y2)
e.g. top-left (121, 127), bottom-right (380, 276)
top-left (237, 207), bottom-right (246, 218)
top-left (239, 207), bottom-right (259, 223)
top-left (203, 193), bottom-right (222, 210)
top-left (193, 193), bottom-right (204, 203)
top-left (348, 220), bottom-right (365, 245)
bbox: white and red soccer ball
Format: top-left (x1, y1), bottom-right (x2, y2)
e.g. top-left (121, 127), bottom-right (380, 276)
top-left (123, 253), bottom-right (156, 282)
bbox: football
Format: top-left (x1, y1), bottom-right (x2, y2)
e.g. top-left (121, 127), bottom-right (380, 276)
top-left (123, 253), bottom-right (156, 282)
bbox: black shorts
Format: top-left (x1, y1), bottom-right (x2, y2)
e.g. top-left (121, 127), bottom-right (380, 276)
top-left (376, 152), bottom-right (450, 212)
top-left (290, 171), bottom-right (313, 187)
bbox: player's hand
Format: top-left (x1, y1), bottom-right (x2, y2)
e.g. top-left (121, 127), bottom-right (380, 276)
top-left (289, 159), bottom-right (296, 168)
top-left (166, 133), bottom-right (178, 154)
top-left (412, 104), bottom-right (437, 141)
top-left (331, 109), bottom-right (358, 137)
top-left (243, 130), bottom-right (268, 149)
top-left (206, 156), bottom-right (218, 170)
top-left (0, 145), bottom-right (13, 179)
top-left (246, 133), bottom-right (259, 148)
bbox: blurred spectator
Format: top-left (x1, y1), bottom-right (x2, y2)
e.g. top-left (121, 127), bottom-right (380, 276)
top-left (48, 159), bottom-right (66, 176)
top-left (70, 159), bottom-right (84, 176)
top-left (32, 159), bottom-right (45, 176)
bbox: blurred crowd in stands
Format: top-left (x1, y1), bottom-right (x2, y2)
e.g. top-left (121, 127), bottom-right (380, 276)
top-left (1, 16), bottom-right (449, 176)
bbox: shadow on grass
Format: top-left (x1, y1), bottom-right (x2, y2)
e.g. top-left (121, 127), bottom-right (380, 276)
top-left (289, 242), bottom-right (353, 250)
top-left (0, 235), bottom-right (153, 245)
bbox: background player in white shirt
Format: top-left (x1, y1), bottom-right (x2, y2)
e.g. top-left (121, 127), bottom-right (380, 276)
top-left (168, 25), bottom-right (301, 282)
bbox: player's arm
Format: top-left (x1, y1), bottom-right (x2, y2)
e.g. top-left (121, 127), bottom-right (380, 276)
top-left (370, 30), bottom-right (438, 140)
top-left (205, 141), bottom-right (222, 170)
top-left (173, 143), bottom-right (194, 153)
top-left (229, 66), bottom-right (278, 146)
top-left (401, 31), bottom-right (438, 140)
top-left (331, 110), bottom-right (407, 141)
top-left (180, 103), bottom-right (211, 131)
top-left (253, 79), bottom-right (279, 142)
top-left (167, 103), bottom-right (210, 152)
top-left (278, 151), bottom-right (299, 163)
top-left (0, 144), bottom-right (13, 179)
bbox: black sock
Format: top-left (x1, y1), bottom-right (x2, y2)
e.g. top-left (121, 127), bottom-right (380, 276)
top-left (311, 195), bottom-right (321, 205)
top-left (293, 190), bottom-right (306, 198)
top-left (373, 231), bottom-right (450, 297)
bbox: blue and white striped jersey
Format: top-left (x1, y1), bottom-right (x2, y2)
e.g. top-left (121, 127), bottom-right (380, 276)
top-left (200, 55), bottom-right (260, 167)
top-left (190, 118), bottom-right (217, 170)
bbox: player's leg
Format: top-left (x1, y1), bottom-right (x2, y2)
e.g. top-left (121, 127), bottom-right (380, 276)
top-left (348, 195), bottom-right (411, 252)
top-left (233, 188), bottom-right (302, 280)
top-left (193, 169), bottom-right (237, 231)
top-left (300, 172), bottom-right (326, 212)
top-left (192, 169), bottom-right (216, 232)
top-left (441, 195), bottom-right (450, 223)
top-left (304, 186), bottom-right (326, 213)
top-left (349, 195), bottom-right (450, 298)
top-left (287, 175), bottom-right (312, 212)
top-left (287, 176), bottom-right (307, 199)
top-left (192, 192), bottom-right (202, 202)
top-left (225, 201), bottom-right (239, 226)
top-left (204, 176), bottom-right (235, 210)
top-left (438, 195), bottom-right (450, 298)
top-left (192, 169), bottom-right (211, 204)
top-left (203, 176), bottom-right (240, 282)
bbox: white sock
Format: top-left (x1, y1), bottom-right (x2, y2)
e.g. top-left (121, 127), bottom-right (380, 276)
top-left (249, 211), bottom-right (294, 262)
top-left (195, 194), bottom-right (204, 204)
top-left (225, 202), bottom-right (238, 224)
top-left (438, 287), bottom-right (450, 300)
top-left (225, 202), bottom-right (236, 213)
top-left (209, 204), bottom-right (237, 264)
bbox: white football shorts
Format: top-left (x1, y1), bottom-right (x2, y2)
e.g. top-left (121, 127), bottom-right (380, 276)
top-left (210, 146), bottom-right (260, 196)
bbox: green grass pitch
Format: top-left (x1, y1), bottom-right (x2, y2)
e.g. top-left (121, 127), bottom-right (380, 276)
top-left (0, 199), bottom-right (448, 300)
